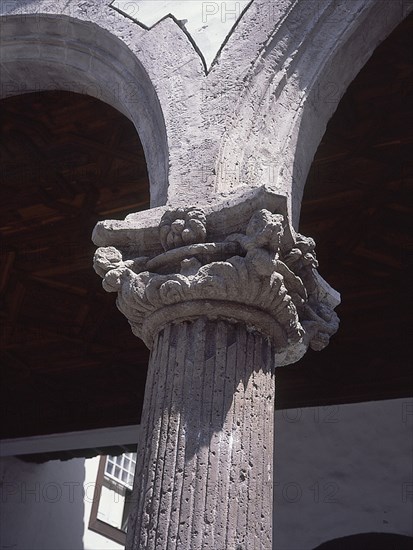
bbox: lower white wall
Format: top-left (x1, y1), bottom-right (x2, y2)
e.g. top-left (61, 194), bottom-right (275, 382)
top-left (274, 397), bottom-right (413, 550)
top-left (83, 456), bottom-right (124, 550)
top-left (0, 456), bottom-right (85, 550)
top-left (1, 397), bottom-right (411, 550)
top-left (0, 455), bottom-right (125, 550)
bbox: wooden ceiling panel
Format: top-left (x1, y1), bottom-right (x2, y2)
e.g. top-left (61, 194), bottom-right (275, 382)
top-left (276, 13), bottom-right (413, 408)
top-left (1, 91), bottom-right (150, 438)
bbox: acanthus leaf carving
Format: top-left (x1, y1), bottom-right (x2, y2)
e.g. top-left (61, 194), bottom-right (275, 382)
top-left (93, 206), bottom-right (340, 366)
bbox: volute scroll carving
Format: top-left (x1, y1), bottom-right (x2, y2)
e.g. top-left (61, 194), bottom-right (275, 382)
top-left (94, 202), bottom-right (339, 366)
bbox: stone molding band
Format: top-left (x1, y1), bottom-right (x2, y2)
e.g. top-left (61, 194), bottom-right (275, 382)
top-left (140, 299), bottom-right (292, 351)
top-left (94, 202), bottom-right (340, 366)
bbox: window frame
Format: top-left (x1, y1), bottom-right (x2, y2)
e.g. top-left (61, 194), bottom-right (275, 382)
top-left (88, 455), bottom-right (127, 546)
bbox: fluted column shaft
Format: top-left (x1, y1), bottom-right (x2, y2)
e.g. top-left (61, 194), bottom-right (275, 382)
top-left (127, 318), bottom-right (275, 550)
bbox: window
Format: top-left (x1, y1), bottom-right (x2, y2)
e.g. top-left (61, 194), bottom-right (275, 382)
top-left (89, 454), bottom-right (137, 545)
top-left (105, 453), bottom-right (136, 490)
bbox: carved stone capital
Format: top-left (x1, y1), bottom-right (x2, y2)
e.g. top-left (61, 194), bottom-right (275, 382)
top-left (93, 190), bottom-right (339, 366)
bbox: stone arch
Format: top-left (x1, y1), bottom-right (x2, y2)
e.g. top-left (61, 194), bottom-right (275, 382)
top-left (216, 1), bottom-right (412, 227)
top-left (0, 13), bottom-right (168, 207)
top-left (290, 2), bottom-right (412, 226)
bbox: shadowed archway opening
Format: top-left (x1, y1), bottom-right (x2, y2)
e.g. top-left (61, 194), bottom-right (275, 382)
top-left (276, 12), bottom-right (413, 408)
top-left (313, 532), bottom-right (413, 549)
top-left (0, 91), bottom-right (150, 448)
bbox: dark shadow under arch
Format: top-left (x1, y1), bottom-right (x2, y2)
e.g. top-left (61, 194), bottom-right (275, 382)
top-left (314, 532), bottom-right (413, 549)
top-left (0, 91), bottom-right (150, 444)
top-left (276, 12), bottom-right (413, 409)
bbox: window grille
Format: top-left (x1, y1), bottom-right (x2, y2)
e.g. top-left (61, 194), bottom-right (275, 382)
top-left (104, 452), bottom-right (136, 490)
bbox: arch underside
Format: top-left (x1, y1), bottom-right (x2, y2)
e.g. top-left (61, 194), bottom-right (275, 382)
top-left (0, 13), bottom-right (168, 207)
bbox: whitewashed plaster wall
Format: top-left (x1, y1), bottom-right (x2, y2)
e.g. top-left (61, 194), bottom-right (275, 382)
top-left (0, 456), bottom-right (85, 550)
top-left (0, 455), bottom-right (124, 550)
top-left (1, 398), bottom-right (412, 549)
top-left (83, 456), bottom-right (124, 550)
top-left (274, 398), bottom-right (413, 550)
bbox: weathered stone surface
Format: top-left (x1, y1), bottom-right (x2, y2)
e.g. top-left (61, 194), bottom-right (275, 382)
top-left (93, 195), bottom-right (339, 549)
top-left (2, 2), bottom-right (410, 219)
top-left (111, 0), bottom-right (251, 71)
top-left (2, 3), bottom-right (412, 550)
top-left (94, 199), bottom-right (339, 366)
top-left (127, 319), bottom-right (274, 550)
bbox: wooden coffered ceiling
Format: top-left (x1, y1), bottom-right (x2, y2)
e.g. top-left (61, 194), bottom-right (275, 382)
top-left (1, 91), bottom-right (150, 440)
top-left (276, 12), bottom-right (413, 407)
top-left (0, 13), bottom-right (412, 449)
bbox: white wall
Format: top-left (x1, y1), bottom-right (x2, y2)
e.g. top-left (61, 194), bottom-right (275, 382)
top-left (274, 398), bottom-right (413, 550)
top-left (1, 398), bottom-right (411, 550)
top-left (0, 455), bottom-right (124, 550)
top-left (83, 456), bottom-right (124, 550)
top-left (0, 456), bottom-right (85, 550)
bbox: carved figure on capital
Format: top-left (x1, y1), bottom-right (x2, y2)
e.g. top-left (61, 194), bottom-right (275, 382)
top-left (94, 203), bottom-right (339, 365)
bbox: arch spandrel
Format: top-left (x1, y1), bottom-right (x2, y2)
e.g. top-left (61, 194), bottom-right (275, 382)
top-left (2, 1), bottom-right (412, 217)
top-left (212, 0), bottom-right (413, 227)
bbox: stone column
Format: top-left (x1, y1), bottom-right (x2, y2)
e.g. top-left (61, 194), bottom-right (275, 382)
top-left (93, 191), bottom-right (340, 550)
top-left (129, 319), bottom-right (274, 549)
